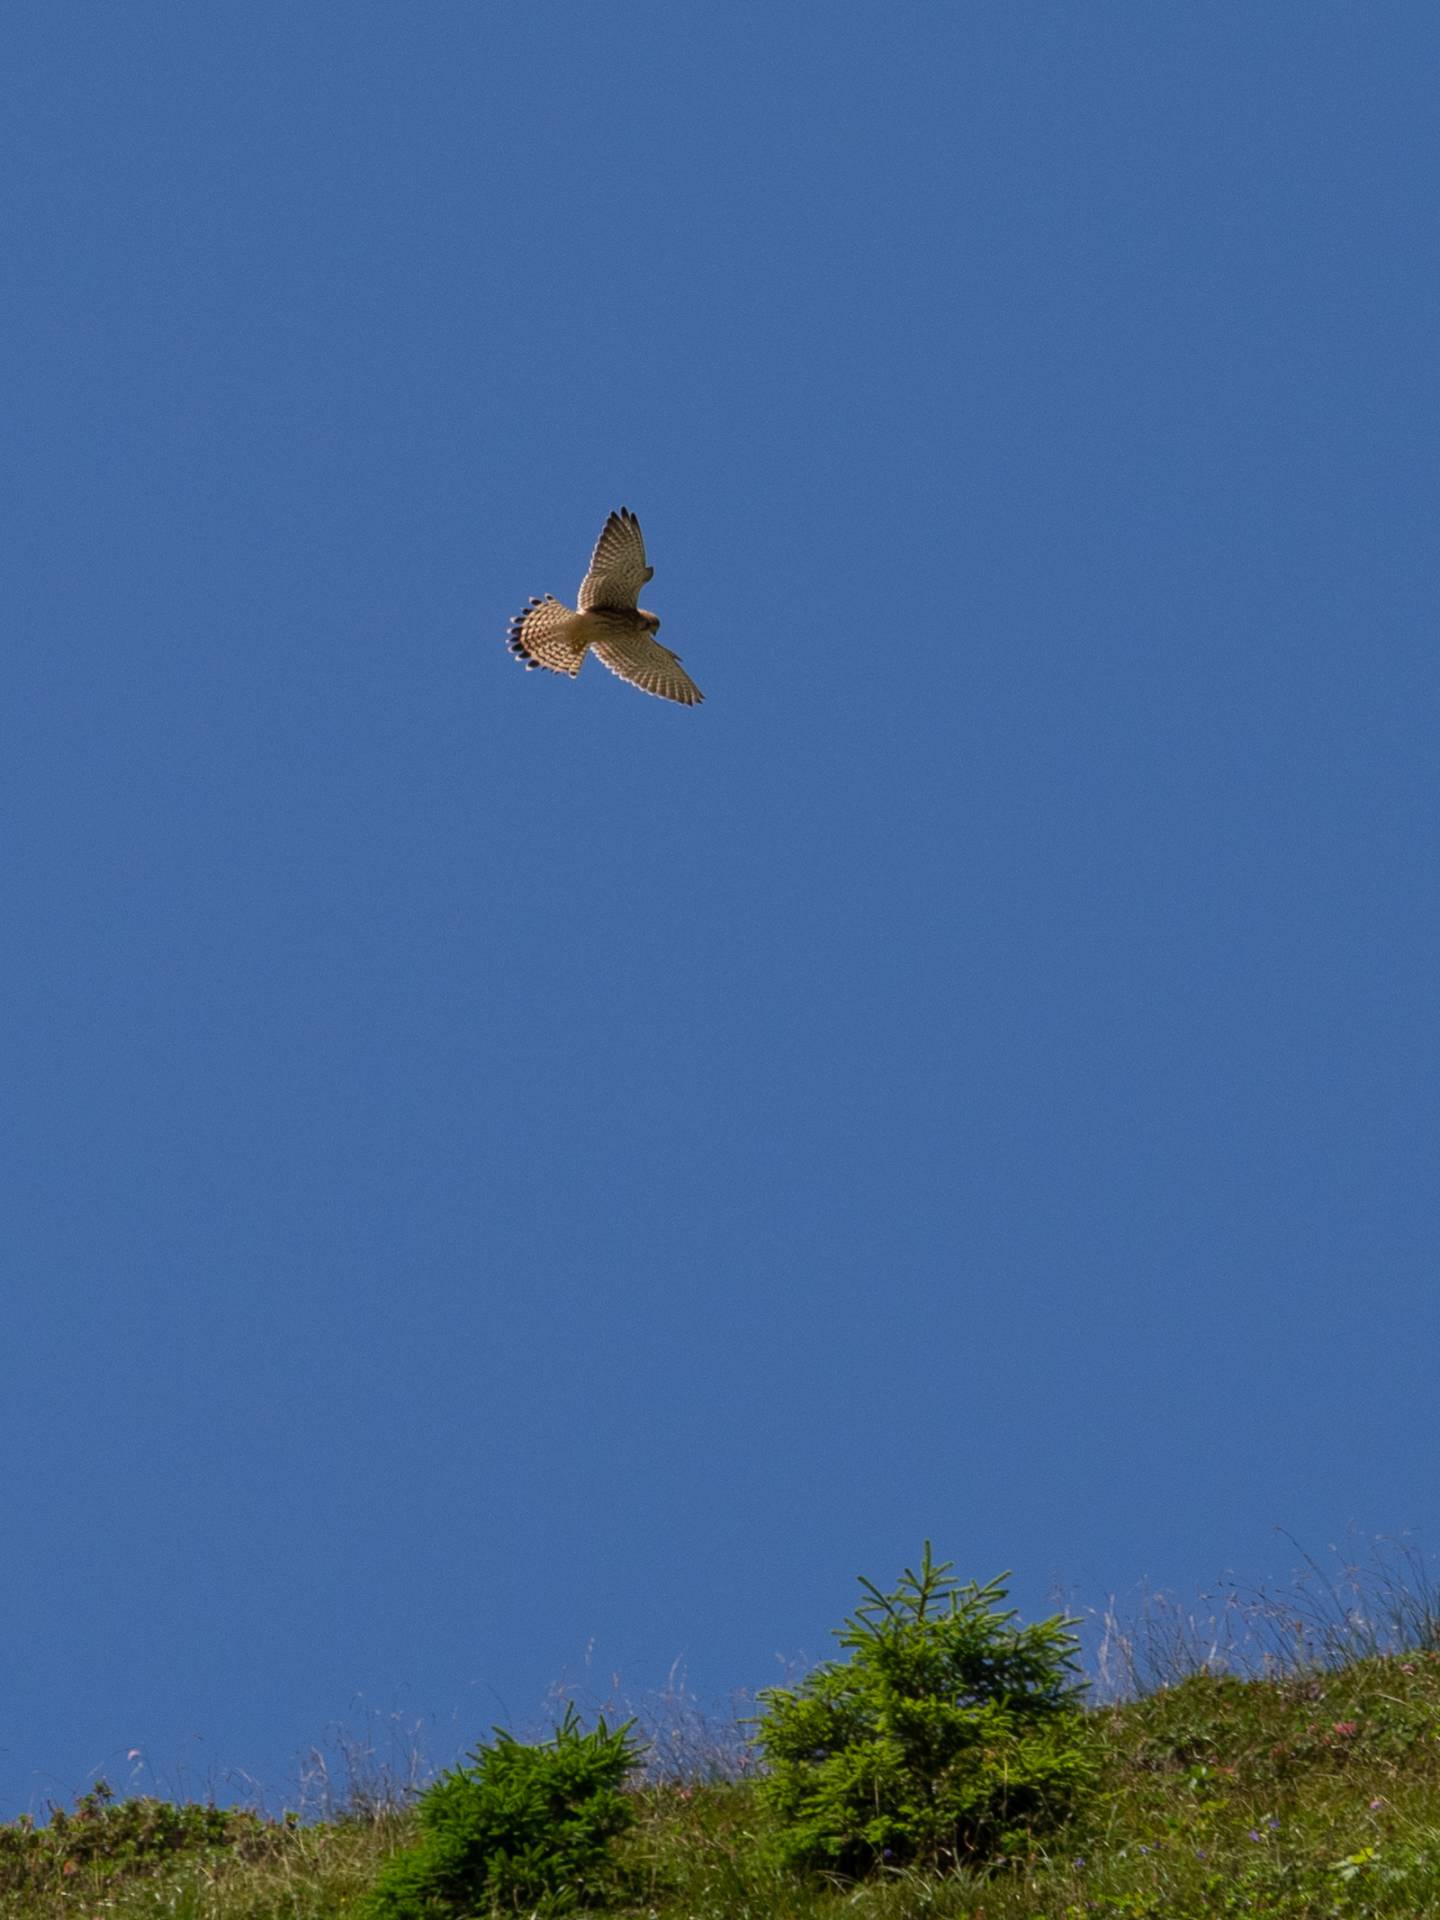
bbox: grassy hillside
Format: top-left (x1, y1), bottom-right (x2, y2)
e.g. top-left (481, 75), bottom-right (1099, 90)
top-left (6, 1649), bottom-right (1440, 1918)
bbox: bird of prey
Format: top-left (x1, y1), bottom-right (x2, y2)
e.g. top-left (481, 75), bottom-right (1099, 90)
top-left (507, 507), bottom-right (704, 707)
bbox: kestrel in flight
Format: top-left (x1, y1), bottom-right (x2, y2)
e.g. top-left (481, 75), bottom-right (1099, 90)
top-left (507, 508), bottom-right (704, 707)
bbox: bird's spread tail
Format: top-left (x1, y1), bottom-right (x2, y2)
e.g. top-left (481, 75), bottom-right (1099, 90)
top-left (507, 596), bottom-right (588, 677)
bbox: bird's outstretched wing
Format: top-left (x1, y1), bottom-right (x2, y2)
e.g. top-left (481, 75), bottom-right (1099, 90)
top-left (507, 596), bottom-right (587, 676)
top-left (591, 629), bottom-right (704, 706)
top-left (578, 507), bottom-right (654, 611)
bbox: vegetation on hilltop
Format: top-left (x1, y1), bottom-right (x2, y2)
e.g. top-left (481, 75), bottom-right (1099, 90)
top-left (5, 1540), bottom-right (1439, 1919)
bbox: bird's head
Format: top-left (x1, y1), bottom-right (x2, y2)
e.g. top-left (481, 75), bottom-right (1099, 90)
top-left (638, 608), bottom-right (661, 634)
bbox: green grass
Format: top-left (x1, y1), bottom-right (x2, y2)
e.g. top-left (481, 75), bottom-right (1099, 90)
top-left (8, 1650), bottom-right (1440, 1918)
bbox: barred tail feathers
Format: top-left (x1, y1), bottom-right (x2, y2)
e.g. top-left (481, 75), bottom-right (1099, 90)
top-left (507, 596), bottom-right (588, 677)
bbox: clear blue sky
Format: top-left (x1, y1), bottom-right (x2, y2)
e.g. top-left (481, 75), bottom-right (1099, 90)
top-left (3, 4), bottom-right (1437, 1817)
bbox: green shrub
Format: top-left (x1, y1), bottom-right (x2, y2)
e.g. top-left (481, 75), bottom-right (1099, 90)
top-left (0, 1779), bottom-right (283, 1900)
top-left (753, 1542), bottom-right (1091, 1879)
top-left (361, 1705), bottom-right (641, 1918)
